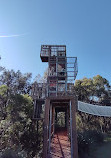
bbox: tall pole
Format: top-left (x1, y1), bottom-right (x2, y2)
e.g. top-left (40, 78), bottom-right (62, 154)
top-left (43, 98), bottom-right (50, 158)
top-left (70, 100), bottom-right (73, 158)
top-left (48, 104), bottom-right (52, 153)
top-left (71, 98), bottom-right (78, 158)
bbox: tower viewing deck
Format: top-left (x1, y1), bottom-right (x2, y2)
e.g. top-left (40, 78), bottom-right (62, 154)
top-left (40, 45), bottom-right (78, 97)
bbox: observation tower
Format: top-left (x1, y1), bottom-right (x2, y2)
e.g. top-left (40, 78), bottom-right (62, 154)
top-left (31, 45), bottom-right (78, 158)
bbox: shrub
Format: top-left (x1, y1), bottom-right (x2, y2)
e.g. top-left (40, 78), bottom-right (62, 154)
top-left (84, 130), bottom-right (104, 144)
top-left (1, 149), bottom-right (23, 158)
top-left (78, 130), bottom-right (104, 157)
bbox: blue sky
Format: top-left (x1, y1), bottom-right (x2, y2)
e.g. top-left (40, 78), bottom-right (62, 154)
top-left (0, 0), bottom-right (111, 83)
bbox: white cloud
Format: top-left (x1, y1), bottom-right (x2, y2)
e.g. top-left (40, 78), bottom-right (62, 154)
top-left (0, 33), bottom-right (26, 38)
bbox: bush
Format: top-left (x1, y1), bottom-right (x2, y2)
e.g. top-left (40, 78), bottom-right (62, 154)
top-left (1, 149), bottom-right (23, 158)
top-left (85, 130), bottom-right (104, 144)
top-left (78, 130), bottom-right (104, 157)
top-left (78, 132), bottom-right (90, 155)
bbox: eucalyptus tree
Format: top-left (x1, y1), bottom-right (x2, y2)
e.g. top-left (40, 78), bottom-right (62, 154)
top-left (75, 75), bottom-right (111, 132)
top-left (0, 69), bottom-right (41, 157)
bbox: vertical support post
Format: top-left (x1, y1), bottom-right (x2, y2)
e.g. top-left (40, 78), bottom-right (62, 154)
top-left (33, 99), bottom-right (37, 118)
top-left (65, 57), bottom-right (67, 92)
top-left (43, 98), bottom-right (50, 158)
top-left (48, 103), bottom-right (52, 153)
top-left (70, 100), bottom-right (73, 158)
top-left (71, 98), bottom-right (78, 158)
top-left (65, 111), bottom-right (67, 128)
top-left (55, 111), bottom-right (57, 131)
top-left (36, 120), bottom-right (39, 143)
top-left (56, 56), bottom-right (58, 96)
top-left (67, 106), bottom-right (70, 137)
top-left (52, 106), bottom-right (55, 135)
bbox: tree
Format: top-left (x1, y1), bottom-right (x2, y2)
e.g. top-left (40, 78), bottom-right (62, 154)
top-left (75, 75), bottom-right (111, 133)
top-left (75, 75), bottom-right (110, 104)
top-left (0, 85), bottom-right (9, 119)
top-left (93, 75), bottom-right (110, 104)
top-left (0, 68), bottom-right (45, 157)
top-left (0, 69), bottom-right (32, 95)
top-left (75, 77), bottom-right (94, 102)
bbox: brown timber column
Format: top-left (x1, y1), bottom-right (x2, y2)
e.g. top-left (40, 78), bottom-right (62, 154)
top-left (71, 97), bottom-right (78, 158)
top-left (67, 106), bottom-right (70, 137)
top-left (52, 106), bottom-right (55, 135)
top-left (43, 98), bottom-right (50, 158)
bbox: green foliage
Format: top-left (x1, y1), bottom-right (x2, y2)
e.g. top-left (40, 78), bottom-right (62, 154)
top-left (76, 114), bottom-right (83, 131)
top-left (0, 93), bottom-right (34, 154)
top-left (0, 69), bottom-right (32, 94)
top-left (75, 77), bottom-right (94, 102)
top-left (0, 85), bottom-right (8, 96)
top-left (56, 112), bottom-right (65, 127)
top-left (0, 85), bottom-right (9, 119)
top-left (0, 69), bottom-right (40, 158)
top-left (78, 130), bottom-right (104, 157)
top-left (0, 67), bottom-right (111, 158)
top-left (1, 149), bottom-right (26, 158)
top-left (20, 124), bottom-right (43, 158)
top-left (93, 75), bottom-right (110, 102)
top-left (75, 75), bottom-right (111, 103)
top-left (1, 149), bottom-right (24, 158)
top-left (75, 75), bottom-right (111, 134)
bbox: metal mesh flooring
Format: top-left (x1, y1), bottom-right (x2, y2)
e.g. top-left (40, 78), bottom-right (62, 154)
top-left (48, 129), bottom-right (71, 158)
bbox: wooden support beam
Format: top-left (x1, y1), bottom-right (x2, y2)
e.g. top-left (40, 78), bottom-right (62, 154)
top-left (43, 98), bottom-right (50, 158)
top-left (52, 106), bottom-right (55, 135)
top-left (33, 99), bottom-right (37, 118)
top-left (67, 106), bottom-right (70, 137)
top-left (64, 110), bottom-right (67, 128)
top-left (70, 100), bottom-right (73, 158)
top-left (71, 97), bottom-right (78, 158)
top-left (49, 103), bottom-right (52, 153)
